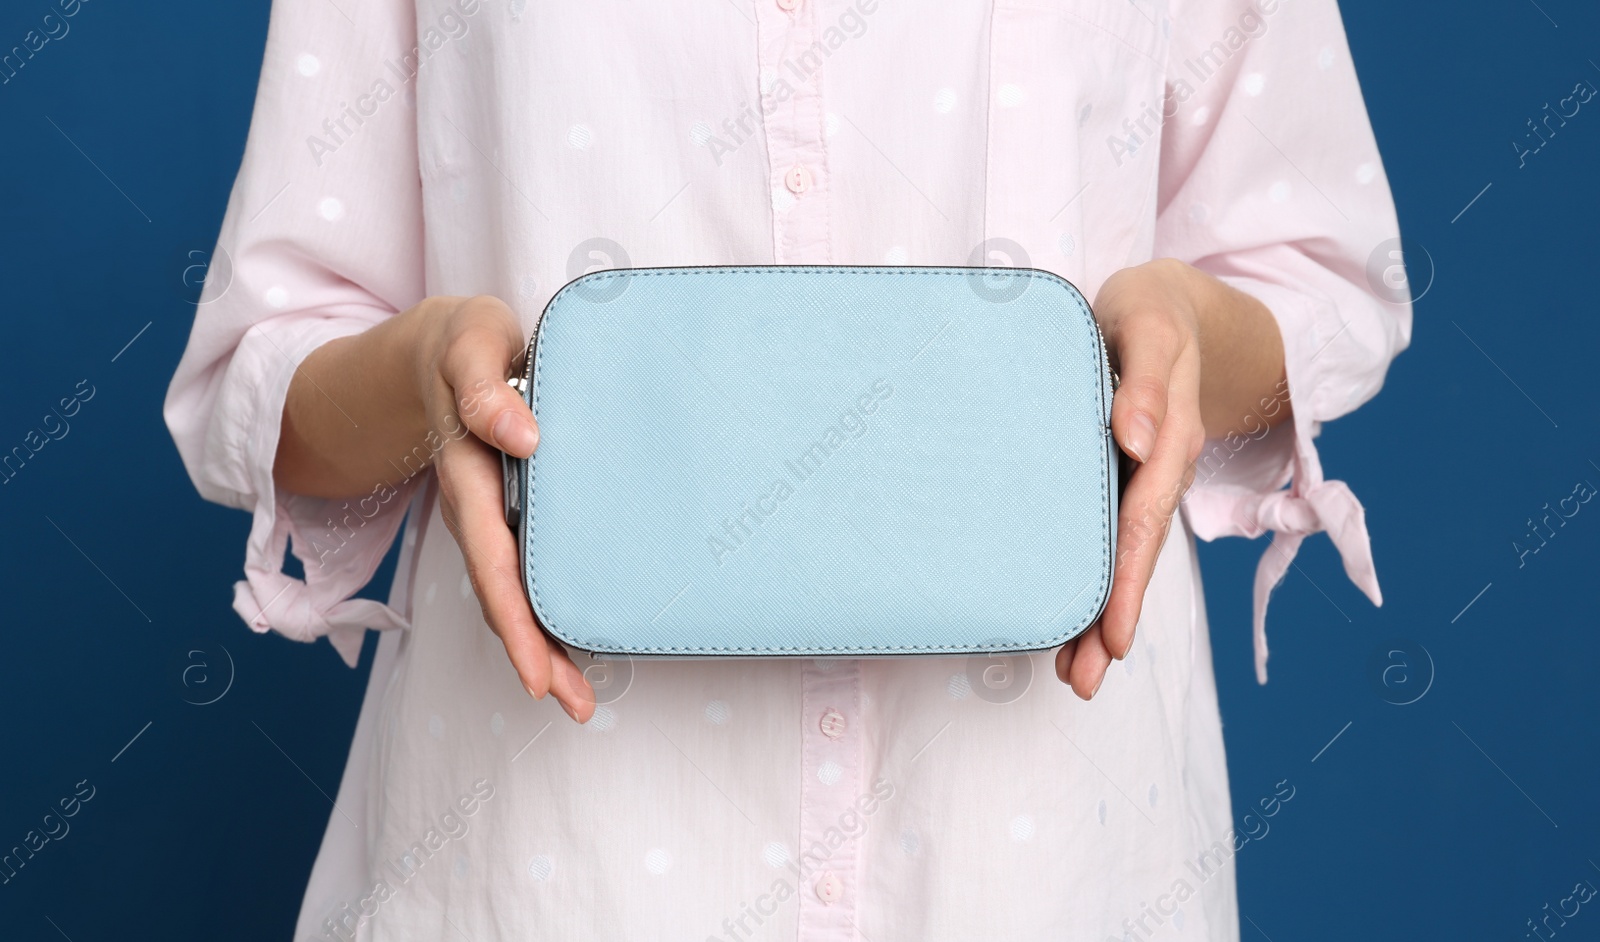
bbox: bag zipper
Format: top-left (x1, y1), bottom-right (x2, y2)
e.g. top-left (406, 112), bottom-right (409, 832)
top-left (1094, 321), bottom-right (1119, 392)
top-left (511, 324), bottom-right (539, 398)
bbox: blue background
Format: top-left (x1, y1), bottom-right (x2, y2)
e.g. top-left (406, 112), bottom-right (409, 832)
top-left (1, 1), bottom-right (1596, 939)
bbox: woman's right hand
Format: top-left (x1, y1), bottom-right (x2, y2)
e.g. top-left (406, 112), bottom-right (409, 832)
top-left (409, 296), bottom-right (596, 722)
top-left (276, 294), bottom-right (596, 723)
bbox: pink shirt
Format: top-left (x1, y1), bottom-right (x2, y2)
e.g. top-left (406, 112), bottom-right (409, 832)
top-left (166, 0), bottom-right (1410, 938)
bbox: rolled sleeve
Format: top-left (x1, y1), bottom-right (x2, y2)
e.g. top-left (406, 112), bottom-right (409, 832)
top-left (164, 0), bottom-right (426, 667)
top-left (1155, 0), bottom-right (1414, 681)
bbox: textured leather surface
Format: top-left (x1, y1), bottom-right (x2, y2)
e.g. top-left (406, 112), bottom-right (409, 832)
top-left (515, 266), bottom-right (1116, 657)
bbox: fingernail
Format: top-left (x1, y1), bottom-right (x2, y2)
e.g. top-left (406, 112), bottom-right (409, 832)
top-left (494, 412), bottom-right (537, 457)
top-left (1091, 672), bottom-right (1105, 698)
top-left (559, 700), bottom-right (581, 723)
top-left (524, 682), bottom-right (544, 701)
top-left (1126, 412), bottom-right (1156, 463)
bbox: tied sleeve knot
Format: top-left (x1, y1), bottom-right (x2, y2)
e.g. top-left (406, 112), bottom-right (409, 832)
top-left (1244, 477), bottom-right (1382, 685)
top-left (232, 568), bottom-right (410, 669)
top-left (235, 490), bottom-right (415, 668)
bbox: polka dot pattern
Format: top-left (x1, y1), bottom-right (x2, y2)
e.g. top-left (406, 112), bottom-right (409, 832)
top-left (587, 706), bottom-right (617, 732)
top-left (217, 17), bottom-right (1376, 932)
top-left (645, 848), bottom-right (673, 875)
top-left (772, 186), bottom-right (796, 215)
top-left (527, 855), bottom-right (554, 881)
top-left (899, 829), bottom-right (921, 855)
top-left (762, 841), bottom-right (791, 867)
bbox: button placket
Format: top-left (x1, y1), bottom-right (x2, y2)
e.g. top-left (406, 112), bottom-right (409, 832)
top-left (795, 661), bottom-right (863, 940)
top-left (752, 0), bottom-right (830, 263)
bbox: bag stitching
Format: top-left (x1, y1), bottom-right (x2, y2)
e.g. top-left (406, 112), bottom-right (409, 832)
top-left (525, 266), bottom-right (1113, 654)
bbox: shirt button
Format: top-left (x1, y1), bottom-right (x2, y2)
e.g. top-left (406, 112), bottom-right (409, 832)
top-left (819, 709), bottom-right (846, 740)
top-left (784, 164), bottom-right (813, 195)
top-left (815, 871), bottom-right (843, 903)
top-left (776, 0), bottom-right (800, 9)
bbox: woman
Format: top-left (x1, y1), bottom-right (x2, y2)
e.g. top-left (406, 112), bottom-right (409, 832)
top-left (166, 0), bottom-right (1410, 937)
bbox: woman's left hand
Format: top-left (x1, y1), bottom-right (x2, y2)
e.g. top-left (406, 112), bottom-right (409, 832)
top-left (1055, 258), bottom-right (1283, 699)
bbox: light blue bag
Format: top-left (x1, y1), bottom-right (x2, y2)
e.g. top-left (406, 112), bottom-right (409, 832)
top-left (503, 266), bottom-right (1120, 658)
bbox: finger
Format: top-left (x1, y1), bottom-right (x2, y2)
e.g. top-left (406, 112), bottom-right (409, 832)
top-left (436, 437), bottom-right (594, 717)
top-left (1055, 635), bottom-right (1079, 686)
top-left (1067, 622), bottom-right (1113, 700)
top-left (437, 298), bottom-right (539, 458)
top-left (1102, 359), bottom-right (1201, 660)
top-left (544, 643), bottom-right (596, 724)
top-left (1107, 315), bottom-right (1184, 464)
